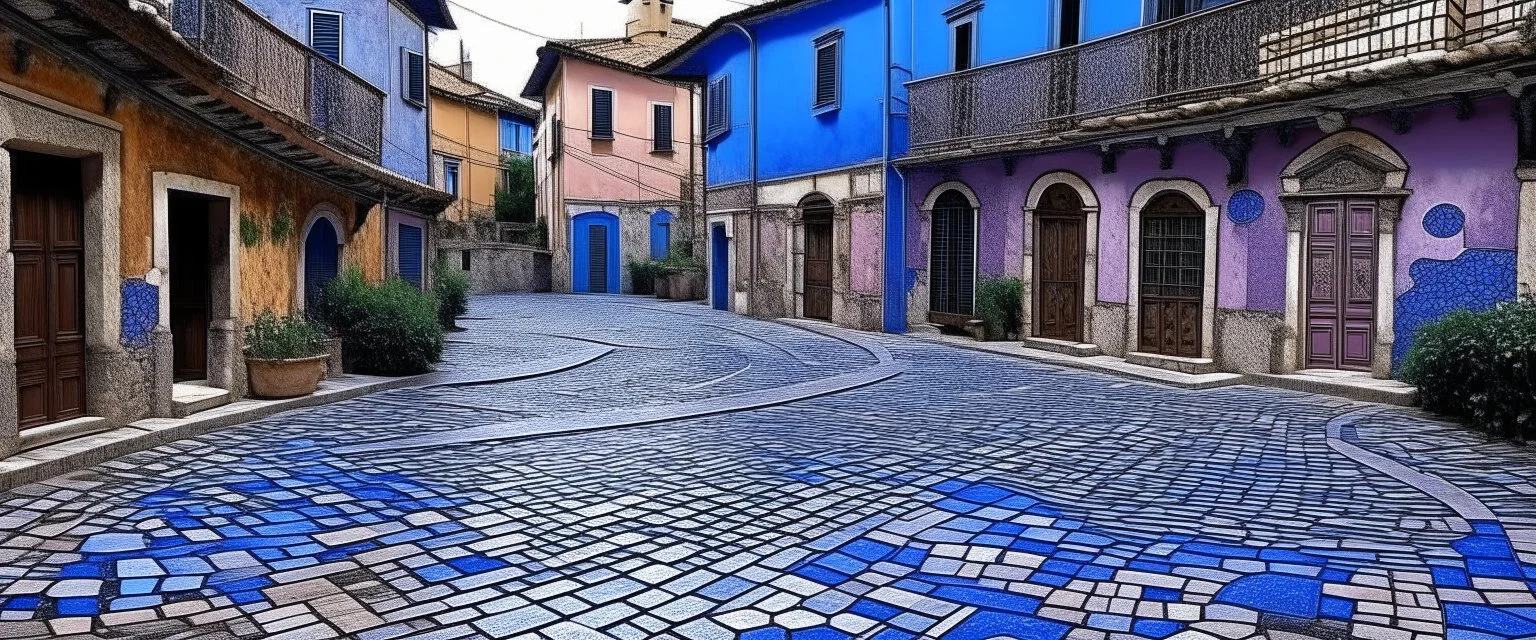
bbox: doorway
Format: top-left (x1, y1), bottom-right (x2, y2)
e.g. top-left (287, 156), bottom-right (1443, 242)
top-left (168, 190), bottom-right (231, 382)
top-left (571, 212), bottom-right (619, 294)
top-left (1137, 192), bottom-right (1204, 357)
top-left (1034, 184), bottom-right (1086, 341)
top-left (12, 151), bottom-right (86, 430)
top-left (711, 223), bottom-right (729, 311)
top-left (929, 190), bottom-right (977, 322)
top-left (802, 198), bottom-right (834, 321)
top-left (1304, 201), bottom-right (1378, 371)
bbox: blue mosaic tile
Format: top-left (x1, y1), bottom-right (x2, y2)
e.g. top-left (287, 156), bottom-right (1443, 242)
top-left (119, 278), bottom-right (158, 350)
top-left (1425, 203), bottom-right (1467, 238)
top-left (1227, 189), bottom-right (1265, 224)
top-left (1393, 249), bottom-right (1517, 367)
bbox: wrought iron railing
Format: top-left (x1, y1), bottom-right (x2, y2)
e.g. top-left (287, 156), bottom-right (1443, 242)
top-left (170, 0), bottom-right (385, 162)
top-left (909, 0), bottom-right (1534, 152)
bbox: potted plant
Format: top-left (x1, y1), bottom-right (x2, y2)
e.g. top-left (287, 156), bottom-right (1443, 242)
top-left (244, 309), bottom-right (330, 398)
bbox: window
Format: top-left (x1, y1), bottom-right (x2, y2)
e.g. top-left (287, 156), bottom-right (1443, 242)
top-left (1058, 0), bottom-right (1082, 47)
top-left (652, 103), bottom-right (674, 152)
top-left (309, 10), bottom-right (342, 64)
top-left (813, 31), bottom-right (842, 111)
top-left (1157, 0), bottom-right (1201, 21)
top-left (443, 157), bottom-right (460, 196)
top-left (403, 49), bottom-right (426, 106)
top-left (705, 76), bottom-right (730, 141)
top-left (951, 17), bottom-right (976, 71)
top-left (461, 250), bottom-right (471, 271)
top-left (590, 87), bottom-right (615, 140)
top-left (398, 223), bottom-right (423, 290)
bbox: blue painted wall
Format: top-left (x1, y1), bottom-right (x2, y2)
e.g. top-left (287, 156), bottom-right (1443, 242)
top-left (499, 111), bottom-right (535, 155)
top-left (910, 0), bottom-right (1162, 81)
top-left (571, 212), bottom-right (620, 294)
top-left (239, 0), bottom-right (435, 184)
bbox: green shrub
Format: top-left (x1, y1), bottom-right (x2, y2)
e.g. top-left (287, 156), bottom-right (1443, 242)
top-left (433, 262), bottom-right (471, 330)
top-left (495, 155), bottom-right (535, 223)
top-left (239, 212), bottom-right (263, 248)
top-left (269, 203), bottom-right (295, 244)
top-left (315, 268), bottom-right (443, 376)
top-left (244, 310), bottom-right (328, 360)
top-left (628, 260), bottom-right (658, 295)
top-left (975, 277), bottom-right (1024, 341)
top-left (1401, 296), bottom-right (1536, 440)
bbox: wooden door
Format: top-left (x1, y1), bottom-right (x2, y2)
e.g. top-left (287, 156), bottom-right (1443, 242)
top-left (929, 191), bottom-right (976, 321)
top-left (13, 152), bottom-right (86, 430)
top-left (1034, 185), bottom-right (1085, 341)
top-left (803, 208), bottom-right (833, 321)
top-left (587, 225), bottom-right (609, 294)
top-left (1138, 193), bottom-right (1204, 358)
top-left (1305, 201), bottom-right (1377, 371)
top-left (170, 193), bottom-right (211, 381)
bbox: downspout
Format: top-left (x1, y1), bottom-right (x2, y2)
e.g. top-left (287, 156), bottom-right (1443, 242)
top-left (882, 0), bottom-right (894, 331)
top-left (725, 22), bottom-right (758, 317)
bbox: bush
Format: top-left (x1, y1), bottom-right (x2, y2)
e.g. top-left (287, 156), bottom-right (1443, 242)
top-left (628, 260), bottom-right (658, 295)
top-left (1401, 296), bottom-right (1536, 440)
top-left (244, 310), bottom-right (327, 360)
top-left (495, 155), bottom-right (535, 223)
top-left (975, 277), bottom-right (1024, 341)
top-left (315, 268), bottom-right (444, 376)
top-left (433, 262), bottom-right (471, 330)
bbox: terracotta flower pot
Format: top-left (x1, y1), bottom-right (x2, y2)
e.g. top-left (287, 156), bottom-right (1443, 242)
top-left (246, 354), bottom-right (329, 399)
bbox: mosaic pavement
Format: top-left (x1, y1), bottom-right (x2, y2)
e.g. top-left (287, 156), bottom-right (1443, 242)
top-left (1, 294), bottom-right (1534, 640)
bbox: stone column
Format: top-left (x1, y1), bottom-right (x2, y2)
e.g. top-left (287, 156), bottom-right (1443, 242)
top-left (1518, 167), bottom-right (1536, 297)
top-left (0, 151), bottom-right (16, 459)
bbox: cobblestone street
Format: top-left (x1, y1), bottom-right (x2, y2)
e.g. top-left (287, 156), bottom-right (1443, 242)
top-left (1, 295), bottom-right (1534, 640)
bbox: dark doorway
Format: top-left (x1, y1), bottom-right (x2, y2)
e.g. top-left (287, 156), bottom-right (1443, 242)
top-left (929, 190), bottom-right (977, 322)
top-left (169, 191), bottom-right (219, 382)
top-left (304, 217), bottom-right (340, 314)
top-left (1138, 192), bottom-right (1204, 358)
top-left (1157, 0), bottom-right (1201, 21)
top-left (587, 225), bottom-right (609, 294)
top-left (1305, 201), bottom-right (1377, 371)
top-left (711, 223), bottom-right (729, 311)
top-left (1034, 184), bottom-right (1086, 341)
top-left (12, 151), bottom-right (86, 430)
top-left (803, 199), bottom-right (834, 321)
top-left (1058, 0), bottom-right (1082, 47)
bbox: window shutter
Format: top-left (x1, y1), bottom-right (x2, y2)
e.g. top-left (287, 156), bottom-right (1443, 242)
top-left (404, 50), bottom-right (426, 105)
top-left (706, 76), bottom-right (728, 141)
top-left (653, 104), bottom-right (673, 152)
top-left (398, 224), bottom-right (423, 289)
top-left (815, 42), bottom-right (839, 108)
top-left (591, 88), bottom-right (614, 140)
top-left (310, 11), bottom-right (342, 63)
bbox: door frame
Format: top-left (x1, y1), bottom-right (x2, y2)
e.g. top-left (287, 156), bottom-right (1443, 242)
top-left (1125, 179), bottom-right (1220, 360)
top-left (0, 82), bottom-right (123, 452)
top-left (919, 181), bottom-right (981, 323)
top-left (1278, 131), bottom-right (1409, 379)
top-left (710, 221), bottom-right (731, 311)
top-left (794, 194), bottom-right (837, 321)
top-left (153, 173), bottom-right (241, 393)
top-left (570, 211), bottom-right (620, 294)
top-left (1022, 172), bottom-right (1100, 345)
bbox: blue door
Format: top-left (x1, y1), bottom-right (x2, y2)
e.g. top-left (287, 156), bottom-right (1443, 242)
top-left (571, 212), bottom-right (620, 294)
top-left (650, 209), bottom-right (673, 260)
top-left (398, 223), bottom-right (423, 289)
top-left (304, 218), bottom-right (340, 312)
top-left (711, 223), bottom-right (729, 310)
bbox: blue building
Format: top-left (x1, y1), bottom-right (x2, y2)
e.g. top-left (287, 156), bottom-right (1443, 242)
top-left (653, 0), bottom-right (913, 331)
top-left (500, 109), bottom-right (536, 157)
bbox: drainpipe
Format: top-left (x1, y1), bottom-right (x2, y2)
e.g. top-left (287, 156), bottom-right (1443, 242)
top-left (882, 0), bottom-right (894, 332)
top-left (725, 22), bottom-right (758, 316)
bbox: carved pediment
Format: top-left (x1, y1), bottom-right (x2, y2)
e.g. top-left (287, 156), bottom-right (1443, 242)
top-left (1291, 145), bottom-right (1400, 193)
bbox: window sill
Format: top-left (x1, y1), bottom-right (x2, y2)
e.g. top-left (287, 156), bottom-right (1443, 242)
top-left (651, 148), bottom-right (675, 155)
top-left (589, 135), bottom-right (615, 142)
top-left (812, 103), bottom-right (840, 117)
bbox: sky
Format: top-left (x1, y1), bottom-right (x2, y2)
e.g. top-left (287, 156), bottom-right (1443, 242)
top-left (428, 0), bottom-right (764, 102)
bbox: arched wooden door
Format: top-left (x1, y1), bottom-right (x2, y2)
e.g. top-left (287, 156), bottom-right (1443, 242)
top-left (1034, 184), bottom-right (1086, 341)
top-left (802, 198), bottom-right (834, 321)
top-left (304, 218), bottom-right (340, 314)
top-left (929, 190), bottom-right (976, 321)
top-left (1138, 192), bottom-right (1204, 357)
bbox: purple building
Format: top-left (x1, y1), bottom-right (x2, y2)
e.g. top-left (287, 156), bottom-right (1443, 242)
top-left (901, 0), bottom-right (1534, 381)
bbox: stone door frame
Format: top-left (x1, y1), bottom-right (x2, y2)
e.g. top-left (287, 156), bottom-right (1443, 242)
top-left (1278, 130), bottom-right (1409, 379)
top-left (1126, 179), bottom-right (1221, 361)
top-left (1022, 171), bottom-right (1101, 346)
top-left (153, 173), bottom-right (243, 395)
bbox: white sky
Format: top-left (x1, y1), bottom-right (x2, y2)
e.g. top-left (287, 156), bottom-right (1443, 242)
top-left (428, 0), bottom-right (764, 102)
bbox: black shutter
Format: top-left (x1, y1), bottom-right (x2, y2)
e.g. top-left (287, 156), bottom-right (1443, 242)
top-left (405, 50), bottom-right (426, 105)
top-left (815, 42), bottom-right (838, 107)
top-left (591, 88), bottom-right (614, 140)
top-left (653, 104), bottom-right (673, 151)
top-left (706, 76), bottom-right (729, 140)
top-left (310, 11), bottom-right (342, 63)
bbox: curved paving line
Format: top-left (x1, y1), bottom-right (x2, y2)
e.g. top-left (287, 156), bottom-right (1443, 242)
top-left (329, 360), bottom-right (906, 454)
top-left (539, 334), bottom-right (677, 351)
top-left (681, 363), bottom-right (752, 390)
top-left (775, 318), bottom-right (895, 365)
top-left (413, 347), bottom-right (616, 390)
top-left (1325, 407), bottom-right (1498, 521)
top-left (703, 322), bottom-right (824, 367)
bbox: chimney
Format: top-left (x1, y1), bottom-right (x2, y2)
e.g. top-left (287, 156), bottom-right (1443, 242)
top-left (620, 0), bottom-right (674, 39)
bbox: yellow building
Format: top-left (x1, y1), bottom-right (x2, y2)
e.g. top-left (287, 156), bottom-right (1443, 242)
top-left (430, 64), bottom-right (539, 223)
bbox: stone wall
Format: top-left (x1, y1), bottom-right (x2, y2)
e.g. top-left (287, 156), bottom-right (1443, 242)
top-left (437, 244), bottom-right (552, 294)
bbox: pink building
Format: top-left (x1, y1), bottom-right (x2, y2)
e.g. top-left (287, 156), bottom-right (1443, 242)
top-left (522, 0), bottom-right (701, 294)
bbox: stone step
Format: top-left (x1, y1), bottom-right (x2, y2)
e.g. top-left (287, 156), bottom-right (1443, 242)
top-left (1125, 351), bottom-right (1221, 375)
top-left (18, 417), bottom-right (110, 452)
top-left (1249, 370), bottom-right (1419, 406)
top-left (172, 383), bottom-right (232, 418)
top-left (1022, 337), bottom-right (1103, 358)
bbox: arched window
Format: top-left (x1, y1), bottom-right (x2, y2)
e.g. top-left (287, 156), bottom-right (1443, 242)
top-left (930, 190), bottom-right (977, 318)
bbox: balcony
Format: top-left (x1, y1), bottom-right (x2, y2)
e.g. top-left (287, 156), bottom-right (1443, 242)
top-left (908, 0), bottom-right (1535, 159)
top-left (170, 0), bottom-right (385, 162)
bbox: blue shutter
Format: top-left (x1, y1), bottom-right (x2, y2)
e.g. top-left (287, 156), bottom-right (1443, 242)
top-left (398, 224), bottom-right (423, 289)
top-left (404, 50), bottom-right (426, 105)
top-left (310, 11), bottom-right (342, 63)
top-left (304, 218), bottom-right (340, 314)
